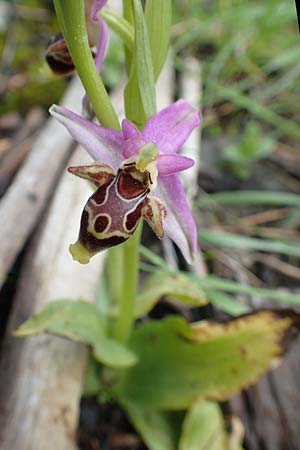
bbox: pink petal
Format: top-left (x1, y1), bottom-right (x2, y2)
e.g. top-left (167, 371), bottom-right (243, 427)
top-left (82, 15), bottom-right (109, 114)
top-left (157, 154), bottom-right (194, 176)
top-left (151, 175), bottom-right (198, 263)
top-left (122, 119), bottom-right (142, 140)
top-left (122, 137), bottom-right (147, 159)
top-left (91, 0), bottom-right (108, 21)
top-left (94, 18), bottom-right (109, 73)
top-left (122, 120), bottom-right (146, 158)
top-left (142, 99), bottom-right (201, 154)
top-left (49, 105), bottom-right (124, 170)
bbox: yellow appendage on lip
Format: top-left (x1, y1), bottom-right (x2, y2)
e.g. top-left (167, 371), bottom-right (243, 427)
top-left (135, 143), bottom-right (159, 172)
top-left (69, 241), bottom-right (93, 264)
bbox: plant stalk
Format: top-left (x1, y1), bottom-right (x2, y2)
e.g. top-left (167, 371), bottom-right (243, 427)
top-left (114, 223), bottom-right (143, 343)
top-left (53, 0), bottom-right (120, 130)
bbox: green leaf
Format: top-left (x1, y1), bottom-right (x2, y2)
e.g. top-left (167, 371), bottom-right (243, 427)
top-left (93, 337), bottom-right (138, 368)
top-left (179, 401), bottom-right (228, 450)
top-left (136, 272), bottom-right (207, 318)
top-left (101, 9), bottom-right (134, 50)
top-left (133, 0), bottom-right (156, 118)
top-left (14, 300), bottom-right (137, 368)
top-left (199, 230), bottom-right (300, 258)
top-left (123, 0), bottom-right (135, 74)
top-left (123, 401), bottom-right (179, 450)
top-left (125, 0), bottom-right (156, 126)
top-left (145, 0), bottom-right (172, 80)
top-left (179, 401), bottom-right (244, 450)
top-left (14, 300), bottom-right (105, 343)
top-left (114, 311), bottom-right (300, 409)
top-left (124, 70), bottom-right (146, 128)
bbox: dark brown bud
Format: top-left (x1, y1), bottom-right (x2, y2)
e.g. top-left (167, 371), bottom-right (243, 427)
top-left (45, 33), bottom-right (96, 76)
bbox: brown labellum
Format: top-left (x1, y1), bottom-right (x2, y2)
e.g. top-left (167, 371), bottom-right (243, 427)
top-left (68, 163), bottom-right (167, 264)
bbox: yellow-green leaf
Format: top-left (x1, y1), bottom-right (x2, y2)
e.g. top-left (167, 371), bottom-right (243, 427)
top-left (145, 0), bottom-right (172, 80)
top-left (124, 0), bottom-right (156, 127)
top-left (179, 401), bottom-right (228, 450)
top-left (123, 401), bottom-right (179, 450)
top-left (93, 338), bottom-right (138, 368)
top-left (133, 0), bottom-right (156, 118)
top-left (114, 311), bottom-right (300, 409)
top-left (14, 300), bottom-right (137, 368)
top-left (136, 272), bottom-right (207, 317)
top-left (101, 9), bottom-right (134, 50)
top-left (14, 300), bottom-right (105, 343)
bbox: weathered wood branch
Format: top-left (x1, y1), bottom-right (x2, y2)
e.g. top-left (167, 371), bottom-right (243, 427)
top-left (0, 149), bottom-right (105, 450)
top-left (0, 77), bottom-right (84, 289)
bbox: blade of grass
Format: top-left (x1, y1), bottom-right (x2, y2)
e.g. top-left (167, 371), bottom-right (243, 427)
top-left (197, 191), bottom-right (300, 207)
top-left (205, 290), bottom-right (250, 316)
top-left (205, 81), bottom-right (300, 139)
top-left (190, 275), bottom-right (300, 306)
top-left (140, 247), bottom-right (300, 307)
top-left (199, 230), bottom-right (300, 258)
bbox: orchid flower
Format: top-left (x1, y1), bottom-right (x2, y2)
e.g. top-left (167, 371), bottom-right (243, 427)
top-left (50, 100), bottom-right (200, 264)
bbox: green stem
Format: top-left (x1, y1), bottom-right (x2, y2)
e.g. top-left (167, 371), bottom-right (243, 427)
top-left (114, 0), bottom-right (161, 343)
top-left (114, 223), bottom-right (142, 343)
top-left (112, 1), bottom-right (144, 345)
top-left (53, 0), bottom-right (120, 130)
top-left (107, 246), bottom-right (124, 307)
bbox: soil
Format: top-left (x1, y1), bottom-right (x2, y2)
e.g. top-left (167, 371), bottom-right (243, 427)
top-left (78, 399), bottom-right (147, 450)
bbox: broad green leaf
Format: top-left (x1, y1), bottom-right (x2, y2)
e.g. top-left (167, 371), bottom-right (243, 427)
top-left (101, 9), bottom-right (134, 50)
top-left (145, 0), bottom-right (172, 80)
top-left (94, 337), bottom-right (138, 368)
top-left (14, 300), bottom-right (137, 368)
top-left (14, 300), bottom-right (105, 343)
top-left (123, 401), bottom-right (179, 450)
top-left (180, 401), bottom-right (245, 450)
top-left (179, 401), bottom-right (228, 450)
top-left (114, 311), bottom-right (300, 409)
top-left (136, 272), bottom-right (207, 317)
top-left (199, 230), bottom-right (300, 258)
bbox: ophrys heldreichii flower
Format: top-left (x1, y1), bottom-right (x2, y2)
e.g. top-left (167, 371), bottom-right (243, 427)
top-left (50, 100), bottom-right (200, 263)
